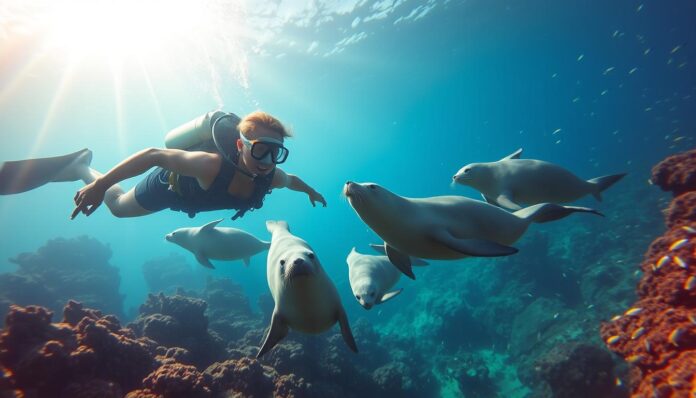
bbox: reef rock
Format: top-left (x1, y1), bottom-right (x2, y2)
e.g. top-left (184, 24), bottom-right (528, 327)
top-left (601, 149), bottom-right (696, 397)
top-left (0, 236), bottom-right (124, 325)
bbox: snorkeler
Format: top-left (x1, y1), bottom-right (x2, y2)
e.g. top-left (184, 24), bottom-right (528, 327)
top-left (0, 111), bottom-right (326, 220)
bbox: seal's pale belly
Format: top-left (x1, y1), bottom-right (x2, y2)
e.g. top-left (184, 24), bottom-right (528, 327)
top-left (281, 277), bottom-right (338, 333)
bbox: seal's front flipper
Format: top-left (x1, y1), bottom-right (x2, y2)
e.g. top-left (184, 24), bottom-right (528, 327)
top-left (378, 289), bottom-right (403, 304)
top-left (195, 252), bottom-right (216, 269)
top-left (257, 311), bottom-right (289, 358)
top-left (495, 194), bottom-right (522, 211)
top-left (384, 243), bottom-right (415, 280)
top-left (0, 148), bottom-right (92, 195)
top-left (370, 243), bottom-right (428, 267)
top-left (337, 307), bottom-right (358, 353)
top-left (515, 203), bottom-right (604, 224)
top-left (432, 230), bottom-right (518, 257)
top-left (500, 148), bottom-right (523, 161)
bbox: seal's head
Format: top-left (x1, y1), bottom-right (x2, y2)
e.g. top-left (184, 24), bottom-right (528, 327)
top-left (351, 281), bottom-right (378, 310)
top-left (165, 227), bottom-right (192, 248)
top-left (452, 163), bottom-right (489, 188)
top-left (276, 248), bottom-right (319, 283)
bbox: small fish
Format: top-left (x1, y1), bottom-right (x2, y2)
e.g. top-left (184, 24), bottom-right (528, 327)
top-left (612, 30), bottom-right (619, 38)
top-left (626, 354), bottom-right (644, 364)
top-left (572, 97), bottom-right (580, 103)
top-left (684, 275), bottom-right (695, 291)
top-left (553, 312), bottom-right (560, 319)
top-left (577, 54), bottom-right (584, 61)
top-left (625, 307), bottom-right (642, 316)
top-left (604, 66), bottom-right (615, 75)
top-left (674, 136), bottom-right (686, 142)
top-left (587, 304), bottom-right (595, 310)
top-left (552, 128), bottom-right (562, 135)
top-left (611, 315), bottom-right (622, 321)
top-left (674, 256), bottom-right (687, 269)
top-left (526, 292), bottom-right (533, 297)
top-left (636, 4), bottom-right (643, 12)
top-left (555, 140), bottom-right (562, 144)
top-left (551, 73), bottom-right (558, 78)
top-left (678, 62), bottom-right (687, 69)
top-left (562, 272), bottom-right (567, 278)
top-left (601, 89), bottom-right (608, 96)
top-left (669, 239), bottom-right (688, 251)
top-left (671, 45), bottom-right (681, 54)
top-left (629, 67), bottom-right (638, 74)
top-left (668, 328), bottom-right (682, 346)
top-left (606, 335), bottom-right (620, 345)
top-left (644, 48), bottom-right (651, 55)
top-left (645, 107), bottom-right (652, 112)
top-left (657, 255), bottom-right (671, 269)
top-left (631, 327), bottom-right (646, 340)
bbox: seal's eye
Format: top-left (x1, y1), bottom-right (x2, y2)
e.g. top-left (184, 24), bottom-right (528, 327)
top-left (307, 252), bottom-right (315, 259)
top-left (356, 295), bottom-right (361, 300)
top-left (369, 184), bottom-right (377, 190)
top-left (463, 168), bottom-right (469, 173)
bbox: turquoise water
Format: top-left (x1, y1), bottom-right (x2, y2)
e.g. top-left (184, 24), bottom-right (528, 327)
top-left (0, 1), bottom-right (694, 396)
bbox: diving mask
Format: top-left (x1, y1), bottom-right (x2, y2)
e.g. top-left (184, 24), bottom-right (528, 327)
top-left (239, 133), bottom-right (289, 164)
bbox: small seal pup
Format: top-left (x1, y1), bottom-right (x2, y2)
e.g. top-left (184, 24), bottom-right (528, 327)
top-left (452, 148), bottom-right (626, 210)
top-left (258, 220), bottom-right (358, 358)
top-left (347, 246), bottom-right (427, 309)
top-left (165, 219), bottom-right (270, 269)
top-left (343, 181), bottom-right (602, 279)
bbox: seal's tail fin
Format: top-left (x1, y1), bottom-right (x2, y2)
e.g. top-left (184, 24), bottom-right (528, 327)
top-left (587, 173), bottom-right (627, 201)
top-left (0, 148), bottom-right (92, 195)
top-left (514, 203), bottom-right (604, 224)
top-left (266, 220), bottom-right (289, 234)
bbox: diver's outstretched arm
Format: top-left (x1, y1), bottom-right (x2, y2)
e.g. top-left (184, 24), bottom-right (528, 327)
top-left (272, 168), bottom-right (326, 207)
top-left (71, 148), bottom-right (219, 219)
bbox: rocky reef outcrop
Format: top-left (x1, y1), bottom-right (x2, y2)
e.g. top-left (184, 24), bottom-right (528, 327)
top-left (0, 236), bottom-right (124, 326)
top-left (600, 148), bottom-right (696, 397)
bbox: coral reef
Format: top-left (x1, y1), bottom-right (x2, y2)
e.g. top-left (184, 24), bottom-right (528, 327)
top-left (650, 149), bottom-right (696, 196)
top-left (0, 300), bottom-right (320, 398)
top-left (601, 149), bottom-right (696, 397)
top-left (0, 236), bottom-right (124, 325)
top-left (128, 293), bottom-right (227, 369)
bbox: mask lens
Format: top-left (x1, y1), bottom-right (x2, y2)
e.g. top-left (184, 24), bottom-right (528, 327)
top-left (251, 142), bottom-right (289, 164)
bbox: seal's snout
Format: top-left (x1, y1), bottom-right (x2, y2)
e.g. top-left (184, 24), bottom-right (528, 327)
top-left (293, 258), bottom-right (304, 266)
top-left (362, 302), bottom-right (373, 310)
top-left (165, 234), bottom-right (172, 241)
top-left (343, 181), bottom-right (354, 197)
top-left (285, 256), bottom-right (314, 280)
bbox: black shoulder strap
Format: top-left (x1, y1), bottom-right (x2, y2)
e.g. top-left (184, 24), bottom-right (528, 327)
top-left (231, 169), bottom-right (275, 221)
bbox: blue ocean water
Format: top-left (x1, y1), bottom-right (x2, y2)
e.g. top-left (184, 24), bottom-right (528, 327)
top-left (0, 1), bottom-right (694, 396)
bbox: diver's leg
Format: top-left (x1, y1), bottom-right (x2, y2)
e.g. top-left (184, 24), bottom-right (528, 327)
top-left (78, 168), bottom-right (152, 218)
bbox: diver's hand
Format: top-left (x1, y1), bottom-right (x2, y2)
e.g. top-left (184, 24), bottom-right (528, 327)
top-left (71, 180), bottom-right (107, 219)
top-left (308, 190), bottom-right (327, 207)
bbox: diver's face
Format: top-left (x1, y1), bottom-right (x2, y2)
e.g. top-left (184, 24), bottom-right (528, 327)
top-left (237, 126), bottom-right (285, 175)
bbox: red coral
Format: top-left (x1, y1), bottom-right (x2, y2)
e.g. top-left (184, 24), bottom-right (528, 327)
top-left (142, 363), bottom-right (211, 398)
top-left (0, 301), bottom-right (157, 396)
top-left (650, 149), bottom-right (696, 196)
top-left (601, 151), bottom-right (696, 397)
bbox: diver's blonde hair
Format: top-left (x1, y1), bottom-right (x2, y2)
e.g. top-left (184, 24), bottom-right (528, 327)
top-left (239, 111), bottom-right (292, 138)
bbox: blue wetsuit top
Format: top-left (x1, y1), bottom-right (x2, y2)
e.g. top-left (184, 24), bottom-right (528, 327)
top-left (134, 154), bottom-right (275, 220)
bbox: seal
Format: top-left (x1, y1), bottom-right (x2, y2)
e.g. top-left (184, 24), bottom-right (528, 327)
top-left (347, 246), bottom-right (427, 309)
top-left (165, 219), bottom-right (270, 269)
top-left (343, 181), bottom-right (602, 279)
top-left (258, 220), bottom-right (358, 358)
top-left (452, 148), bottom-right (626, 210)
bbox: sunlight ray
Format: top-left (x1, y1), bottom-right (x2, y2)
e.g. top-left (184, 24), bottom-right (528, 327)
top-left (27, 52), bottom-right (81, 159)
top-left (109, 55), bottom-right (128, 158)
top-left (138, 58), bottom-right (168, 138)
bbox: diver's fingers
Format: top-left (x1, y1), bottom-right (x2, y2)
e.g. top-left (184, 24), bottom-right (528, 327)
top-left (70, 206), bottom-right (82, 220)
top-left (74, 191), bottom-right (80, 202)
top-left (85, 203), bottom-right (100, 216)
